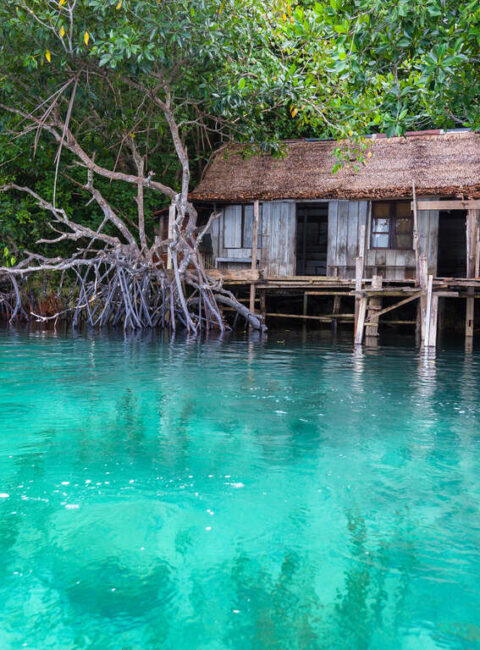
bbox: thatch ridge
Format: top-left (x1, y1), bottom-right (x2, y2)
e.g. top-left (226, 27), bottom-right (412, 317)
top-left (190, 131), bottom-right (480, 202)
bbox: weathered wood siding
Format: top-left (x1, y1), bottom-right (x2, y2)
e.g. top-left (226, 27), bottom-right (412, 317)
top-left (208, 208), bottom-right (221, 257)
top-left (210, 201), bottom-right (295, 275)
top-left (327, 200), bottom-right (369, 278)
top-left (417, 210), bottom-right (439, 276)
top-left (261, 201), bottom-right (296, 276)
top-left (327, 200), bottom-right (438, 279)
top-left (209, 204), bottom-right (258, 269)
top-left (209, 200), bottom-right (438, 279)
top-left (364, 208), bottom-right (438, 279)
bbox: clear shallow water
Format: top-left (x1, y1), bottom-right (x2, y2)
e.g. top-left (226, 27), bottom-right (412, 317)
top-left (0, 330), bottom-right (480, 650)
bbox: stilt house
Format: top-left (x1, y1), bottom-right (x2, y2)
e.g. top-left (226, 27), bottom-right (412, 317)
top-left (188, 129), bottom-right (480, 346)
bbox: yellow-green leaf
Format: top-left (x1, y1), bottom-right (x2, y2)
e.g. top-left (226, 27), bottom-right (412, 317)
top-left (84, 31), bottom-right (90, 46)
top-left (60, 25), bottom-right (66, 38)
top-left (116, 0), bottom-right (122, 8)
top-left (45, 50), bottom-right (51, 63)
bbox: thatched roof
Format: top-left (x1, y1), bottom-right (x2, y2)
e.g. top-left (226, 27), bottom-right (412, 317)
top-left (191, 130), bottom-right (480, 202)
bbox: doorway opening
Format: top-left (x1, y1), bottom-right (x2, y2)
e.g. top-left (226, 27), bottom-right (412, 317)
top-left (437, 210), bottom-right (466, 277)
top-left (296, 203), bottom-right (328, 275)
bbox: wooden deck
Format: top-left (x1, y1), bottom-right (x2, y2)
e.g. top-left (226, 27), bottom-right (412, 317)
top-left (207, 269), bottom-right (480, 293)
top-left (207, 268), bottom-right (480, 347)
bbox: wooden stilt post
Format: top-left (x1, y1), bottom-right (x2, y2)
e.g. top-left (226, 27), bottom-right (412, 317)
top-left (466, 292), bottom-right (474, 338)
top-left (422, 273), bottom-right (438, 348)
top-left (465, 209), bottom-right (478, 342)
top-left (353, 222), bottom-right (367, 348)
top-left (466, 209), bottom-right (478, 279)
top-left (331, 295), bottom-right (341, 334)
top-left (249, 200), bottom-right (260, 318)
top-left (354, 225), bottom-right (366, 335)
top-left (415, 300), bottom-right (422, 347)
top-left (412, 181), bottom-right (420, 285)
top-left (418, 255), bottom-right (428, 344)
top-left (424, 274), bottom-right (433, 346)
top-left (365, 275), bottom-right (382, 343)
top-left (427, 294), bottom-right (439, 348)
top-left (303, 292), bottom-right (308, 318)
top-left (260, 290), bottom-right (266, 323)
top-left (437, 297), bottom-right (445, 344)
top-left (302, 291), bottom-right (308, 336)
top-left (355, 297), bottom-right (367, 346)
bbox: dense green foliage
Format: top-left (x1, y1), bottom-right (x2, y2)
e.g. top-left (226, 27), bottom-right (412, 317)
top-left (1, 0), bottom-right (479, 256)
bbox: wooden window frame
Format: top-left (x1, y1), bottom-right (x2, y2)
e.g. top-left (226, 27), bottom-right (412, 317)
top-left (370, 200), bottom-right (413, 250)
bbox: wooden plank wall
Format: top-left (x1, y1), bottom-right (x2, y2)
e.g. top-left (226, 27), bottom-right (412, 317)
top-left (261, 201), bottom-right (296, 276)
top-left (417, 210), bottom-right (439, 276)
top-left (327, 201), bottom-right (438, 280)
top-left (223, 205), bottom-right (242, 248)
top-left (327, 200), bottom-right (368, 278)
top-left (210, 201), bottom-right (438, 280)
top-left (210, 201), bottom-right (295, 274)
top-left (364, 209), bottom-right (437, 279)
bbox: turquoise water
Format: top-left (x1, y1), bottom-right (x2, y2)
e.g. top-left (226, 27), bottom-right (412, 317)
top-left (0, 329), bottom-right (480, 649)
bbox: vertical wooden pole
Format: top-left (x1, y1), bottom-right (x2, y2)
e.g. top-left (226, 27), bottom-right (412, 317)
top-left (437, 297), bottom-right (445, 344)
top-left (427, 294), bottom-right (439, 348)
top-left (355, 297), bottom-right (367, 346)
top-left (412, 181), bottom-right (420, 285)
top-left (422, 273), bottom-right (438, 348)
top-left (466, 209), bottom-right (478, 279)
top-left (331, 295), bottom-right (341, 334)
top-left (465, 209), bottom-right (478, 341)
top-left (418, 255), bottom-right (428, 344)
top-left (354, 219), bottom-right (367, 346)
top-left (302, 212), bottom-right (307, 275)
top-left (167, 203), bottom-right (175, 270)
top-left (424, 274), bottom-right (433, 347)
top-left (260, 290), bottom-right (266, 322)
top-left (354, 225), bottom-right (366, 333)
top-left (302, 291), bottom-right (308, 337)
top-left (249, 200), bottom-right (260, 315)
top-left (365, 275), bottom-right (382, 342)
top-left (466, 292), bottom-right (474, 338)
top-left (475, 223), bottom-right (480, 278)
top-left (415, 301), bottom-right (422, 347)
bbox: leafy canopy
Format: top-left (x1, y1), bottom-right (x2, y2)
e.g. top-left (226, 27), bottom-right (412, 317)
top-left (0, 0), bottom-right (479, 255)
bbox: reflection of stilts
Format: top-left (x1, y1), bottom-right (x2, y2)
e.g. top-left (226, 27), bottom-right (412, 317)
top-left (352, 345), bottom-right (365, 394)
top-left (417, 347), bottom-right (437, 400)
